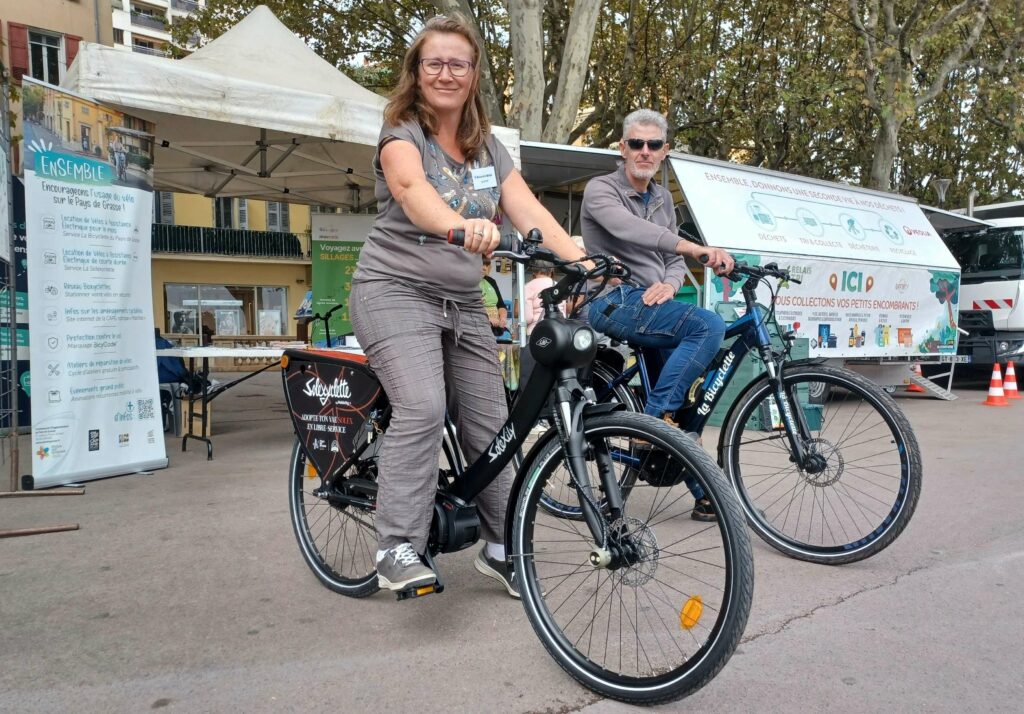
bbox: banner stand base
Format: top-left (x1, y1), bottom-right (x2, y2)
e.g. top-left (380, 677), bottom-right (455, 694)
top-left (0, 482), bottom-right (84, 540)
top-left (2, 484), bottom-right (86, 496)
top-left (0, 524), bottom-right (80, 539)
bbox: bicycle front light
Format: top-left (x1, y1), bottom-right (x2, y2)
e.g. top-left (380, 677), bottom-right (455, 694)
top-left (573, 327), bottom-right (595, 352)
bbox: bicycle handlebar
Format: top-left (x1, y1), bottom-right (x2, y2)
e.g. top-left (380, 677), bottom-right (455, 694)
top-left (447, 228), bottom-right (518, 253)
top-left (446, 227), bottom-right (632, 284)
top-left (312, 303), bottom-right (345, 322)
top-left (698, 254), bottom-right (800, 285)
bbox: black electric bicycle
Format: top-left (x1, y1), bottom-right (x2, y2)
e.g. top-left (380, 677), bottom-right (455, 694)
top-left (570, 261), bottom-right (922, 565)
top-left (281, 231), bottom-right (753, 704)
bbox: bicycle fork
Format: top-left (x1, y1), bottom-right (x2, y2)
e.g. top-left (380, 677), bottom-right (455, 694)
top-left (761, 356), bottom-right (818, 470)
top-left (551, 378), bottom-right (625, 560)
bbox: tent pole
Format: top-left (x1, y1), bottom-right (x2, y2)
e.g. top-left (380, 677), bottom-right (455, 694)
top-left (259, 129), bottom-right (267, 177)
top-left (2, 68), bottom-right (18, 492)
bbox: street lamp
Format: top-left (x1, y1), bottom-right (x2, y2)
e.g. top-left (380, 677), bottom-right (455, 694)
top-left (931, 178), bottom-right (952, 206)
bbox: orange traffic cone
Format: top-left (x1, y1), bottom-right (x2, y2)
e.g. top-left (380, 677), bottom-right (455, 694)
top-left (907, 363), bottom-right (926, 393)
top-left (982, 363), bottom-right (1010, 406)
top-left (1004, 362), bottom-right (1021, 400)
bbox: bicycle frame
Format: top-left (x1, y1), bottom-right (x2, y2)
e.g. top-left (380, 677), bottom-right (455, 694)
top-left (285, 287), bottom-right (621, 556)
top-left (593, 276), bottom-right (815, 467)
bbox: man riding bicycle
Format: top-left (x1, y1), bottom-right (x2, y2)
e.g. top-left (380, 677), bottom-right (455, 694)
top-left (581, 108), bottom-right (734, 521)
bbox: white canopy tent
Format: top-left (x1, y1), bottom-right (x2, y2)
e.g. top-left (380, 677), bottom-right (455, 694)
top-left (62, 5), bottom-right (519, 208)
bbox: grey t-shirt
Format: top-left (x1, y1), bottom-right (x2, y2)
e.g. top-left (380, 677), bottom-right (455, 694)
top-left (354, 120), bottom-right (515, 301)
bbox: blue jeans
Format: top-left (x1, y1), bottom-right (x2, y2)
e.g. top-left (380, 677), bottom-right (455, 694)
top-left (589, 286), bottom-right (726, 500)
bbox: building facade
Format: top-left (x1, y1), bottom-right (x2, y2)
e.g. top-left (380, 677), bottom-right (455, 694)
top-left (3, 2), bottom-right (341, 350)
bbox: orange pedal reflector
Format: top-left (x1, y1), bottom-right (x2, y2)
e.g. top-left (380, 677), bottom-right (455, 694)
top-left (680, 596), bottom-right (703, 630)
top-left (415, 585), bottom-right (435, 596)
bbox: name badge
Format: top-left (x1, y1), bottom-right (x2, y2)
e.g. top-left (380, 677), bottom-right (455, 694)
top-left (471, 166), bottom-right (498, 190)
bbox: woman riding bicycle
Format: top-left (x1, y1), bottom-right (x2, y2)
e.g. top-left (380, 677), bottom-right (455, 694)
top-left (349, 14), bottom-right (586, 596)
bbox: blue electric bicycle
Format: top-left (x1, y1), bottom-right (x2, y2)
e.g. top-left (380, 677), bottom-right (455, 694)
top-left (547, 260), bottom-right (922, 565)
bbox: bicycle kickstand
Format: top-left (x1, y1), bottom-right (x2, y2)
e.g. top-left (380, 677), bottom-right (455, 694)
top-left (395, 550), bottom-right (445, 601)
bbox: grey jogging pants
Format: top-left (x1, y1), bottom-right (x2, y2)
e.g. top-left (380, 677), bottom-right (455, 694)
top-left (349, 279), bottom-right (513, 554)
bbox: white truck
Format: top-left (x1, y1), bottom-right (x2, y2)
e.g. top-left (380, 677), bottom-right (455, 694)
top-left (945, 201), bottom-right (1024, 367)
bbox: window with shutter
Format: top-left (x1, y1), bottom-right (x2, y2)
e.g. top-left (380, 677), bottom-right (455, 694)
top-left (65, 35), bottom-right (81, 67)
top-left (154, 191), bottom-right (175, 224)
top-left (28, 30), bottom-right (64, 85)
top-left (8, 23), bottom-right (29, 82)
top-left (267, 201), bottom-right (279, 232)
top-left (237, 198), bottom-right (248, 229)
top-left (267, 202), bottom-right (290, 232)
top-left (214, 197), bottom-right (233, 228)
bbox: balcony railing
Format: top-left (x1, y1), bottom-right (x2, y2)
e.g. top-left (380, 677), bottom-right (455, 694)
top-left (132, 44), bottom-right (169, 57)
top-left (170, 0), bottom-right (199, 11)
top-left (131, 12), bottom-right (167, 31)
top-left (153, 224), bottom-right (305, 259)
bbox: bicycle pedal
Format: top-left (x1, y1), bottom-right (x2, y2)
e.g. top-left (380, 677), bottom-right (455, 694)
top-left (395, 582), bottom-right (445, 601)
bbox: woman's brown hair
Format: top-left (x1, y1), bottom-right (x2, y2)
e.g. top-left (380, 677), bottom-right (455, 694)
top-left (384, 14), bottom-right (490, 162)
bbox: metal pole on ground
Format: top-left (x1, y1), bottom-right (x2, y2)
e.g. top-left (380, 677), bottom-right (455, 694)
top-left (0, 67), bottom-right (83, 537)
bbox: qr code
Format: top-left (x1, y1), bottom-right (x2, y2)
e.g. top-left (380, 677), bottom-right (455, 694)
top-left (137, 398), bottom-right (155, 420)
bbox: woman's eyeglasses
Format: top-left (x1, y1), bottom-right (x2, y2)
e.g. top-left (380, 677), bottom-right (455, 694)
top-left (625, 138), bottom-right (666, 151)
top-left (419, 58), bottom-right (475, 77)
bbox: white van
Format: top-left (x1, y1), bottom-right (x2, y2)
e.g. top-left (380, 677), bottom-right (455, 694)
top-left (944, 202), bottom-right (1024, 366)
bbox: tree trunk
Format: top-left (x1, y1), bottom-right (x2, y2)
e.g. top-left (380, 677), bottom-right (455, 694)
top-left (507, 0), bottom-right (545, 140)
top-left (541, 0), bottom-right (602, 143)
top-left (868, 114), bottom-right (901, 190)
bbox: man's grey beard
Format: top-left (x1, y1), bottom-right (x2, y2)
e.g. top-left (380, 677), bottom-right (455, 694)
top-left (629, 165), bottom-right (657, 182)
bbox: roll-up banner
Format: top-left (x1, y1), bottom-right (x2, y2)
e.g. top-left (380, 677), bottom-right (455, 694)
top-left (1, 178), bottom-right (31, 430)
top-left (21, 79), bottom-right (167, 488)
top-left (671, 156), bottom-right (961, 359)
top-left (310, 214), bottom-right (371, 346)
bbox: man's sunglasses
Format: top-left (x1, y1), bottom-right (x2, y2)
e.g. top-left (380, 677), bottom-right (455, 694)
top-left (625, 138), bottom-right (666, 151)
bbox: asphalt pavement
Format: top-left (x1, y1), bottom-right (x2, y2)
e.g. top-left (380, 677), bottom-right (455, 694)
top-left (1, 372), bottom-right (1021, 713)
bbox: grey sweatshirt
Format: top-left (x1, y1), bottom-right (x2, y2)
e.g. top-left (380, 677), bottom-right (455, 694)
top-left (580, 165), bottom-right (689, 291)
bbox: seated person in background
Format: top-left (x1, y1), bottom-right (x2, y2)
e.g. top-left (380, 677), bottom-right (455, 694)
top-left (155, 330), bottom-right (189, 385)
top-left (480, 257), bottom-right (509, 339)
top-left (523, 262), bottom-right (559, 335)
top-left (581, 108), bottom-right (734, 522)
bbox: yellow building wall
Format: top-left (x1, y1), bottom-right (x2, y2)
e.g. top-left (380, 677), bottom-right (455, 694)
top-left (151, 258), bottom-right (311, 336)
top-left (246, 200), bottom-right (267, 231)
top-left (173, 192), bottom-right (215, 228)
top-left (290, 204), bottom-right (311, 235)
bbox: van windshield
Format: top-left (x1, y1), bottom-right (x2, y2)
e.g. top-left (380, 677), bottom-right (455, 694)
top-left (943, 227), bottom-right (1023, 283)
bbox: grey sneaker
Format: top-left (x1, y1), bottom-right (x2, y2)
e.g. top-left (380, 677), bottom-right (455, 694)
top-left (474, 548), bottom-right (520, 599)
top-left (376, 543), bottom-right (436, 591)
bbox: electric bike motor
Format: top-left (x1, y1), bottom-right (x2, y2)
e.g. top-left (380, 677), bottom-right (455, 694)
top-left (429, 492), bottom-right (481, 554)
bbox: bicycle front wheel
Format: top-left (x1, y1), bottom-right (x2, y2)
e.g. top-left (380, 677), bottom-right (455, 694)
top-left (513, 413), bottom-right (753, 704)
top-left (720, 363), bottom-right (922, 564)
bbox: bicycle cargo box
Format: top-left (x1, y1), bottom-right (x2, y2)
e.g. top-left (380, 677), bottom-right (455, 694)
top-left (282, 349), bottom-right (384, 477)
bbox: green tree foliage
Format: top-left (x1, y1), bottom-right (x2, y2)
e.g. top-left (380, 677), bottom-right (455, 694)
top-left (172, 0), bottom-right (1024, 203)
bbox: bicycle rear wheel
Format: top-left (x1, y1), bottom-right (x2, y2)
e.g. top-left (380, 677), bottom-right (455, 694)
top-left (720, 363), bottom-right (922, 564)
top-left (513, 413), bottom-right (753, 704)
top-left (289, 439), bottom-right (380, 597)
